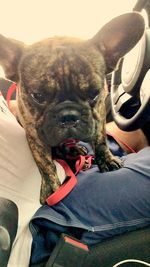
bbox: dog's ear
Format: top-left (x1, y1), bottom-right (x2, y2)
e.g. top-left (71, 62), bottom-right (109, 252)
top-left (0, 34), bottom-right (25, 82)
top-left (90, 12), bottom-right (145, 73)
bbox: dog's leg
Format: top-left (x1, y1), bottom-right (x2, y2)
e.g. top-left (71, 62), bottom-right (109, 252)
top-left (26, 128), bottom-right (61, 204)
top-left (95, 126), bottom-right (122, 172)
top-left (94, 100), bottom-right (122, 172)
top-left (95, 140), bottom-right (122, 172)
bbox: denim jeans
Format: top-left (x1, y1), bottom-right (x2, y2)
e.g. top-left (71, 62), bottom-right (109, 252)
top-left (30, 139), bottom-right (150, 265)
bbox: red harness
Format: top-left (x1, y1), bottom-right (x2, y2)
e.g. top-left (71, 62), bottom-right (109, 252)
top-left (6, 83), bottom-right (136, 206)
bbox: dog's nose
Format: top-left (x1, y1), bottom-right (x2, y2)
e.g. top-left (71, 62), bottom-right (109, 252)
top-left (59, 110), bottom-right (80, 126)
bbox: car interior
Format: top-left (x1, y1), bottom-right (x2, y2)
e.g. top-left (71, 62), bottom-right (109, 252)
top-left (0, 0), bottom-right (150, 266)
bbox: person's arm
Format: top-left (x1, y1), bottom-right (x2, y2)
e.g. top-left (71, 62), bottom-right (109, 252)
top-left (106, 121), bottom-right (149, 153)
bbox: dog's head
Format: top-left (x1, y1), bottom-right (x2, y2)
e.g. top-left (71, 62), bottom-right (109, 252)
top-left (0, 13), bottom-right (144, 148)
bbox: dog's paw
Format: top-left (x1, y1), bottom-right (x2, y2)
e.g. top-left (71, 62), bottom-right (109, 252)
top-left (95, 145), bottom-right (123, 172)
top-left (99, 156), bottom-right (122, 172)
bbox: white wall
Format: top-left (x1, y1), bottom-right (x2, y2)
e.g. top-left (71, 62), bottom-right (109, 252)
top-left (0, 0), bottom-right (137, 77)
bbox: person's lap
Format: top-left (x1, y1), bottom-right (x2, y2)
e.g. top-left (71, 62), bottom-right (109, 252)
top-left (30, 147), bottom-right (150, 264)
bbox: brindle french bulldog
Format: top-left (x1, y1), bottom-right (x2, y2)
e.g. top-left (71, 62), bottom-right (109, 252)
top-left (0, 13), bottom-right (145, 204)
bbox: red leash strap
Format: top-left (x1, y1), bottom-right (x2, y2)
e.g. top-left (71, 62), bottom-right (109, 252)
top-left (75, 155), bottom-right (93, 172)
top-left (46, 159), bottom-right (78, 206)
top-left (6, 82), bottom-right (17, 110)
top-left (46, 155), bottom-right (93, 206)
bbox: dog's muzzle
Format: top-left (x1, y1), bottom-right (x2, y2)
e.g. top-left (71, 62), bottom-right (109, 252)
top-left (58, 109), bottom-right (80, 128)
top-left (37, 100), bottom-right (95, 147)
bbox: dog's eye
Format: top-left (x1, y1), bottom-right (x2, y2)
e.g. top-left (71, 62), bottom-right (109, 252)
top-left (88, 90), bottom-right (99, 106)
top-left (88, 95), bottom-right (99, 106)
top-left (31, 93), bottom-right (46, 104)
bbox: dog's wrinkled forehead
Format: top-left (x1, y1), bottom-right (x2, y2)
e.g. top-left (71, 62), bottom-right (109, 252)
top-left (19, 38), bottom-right (106, 97)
